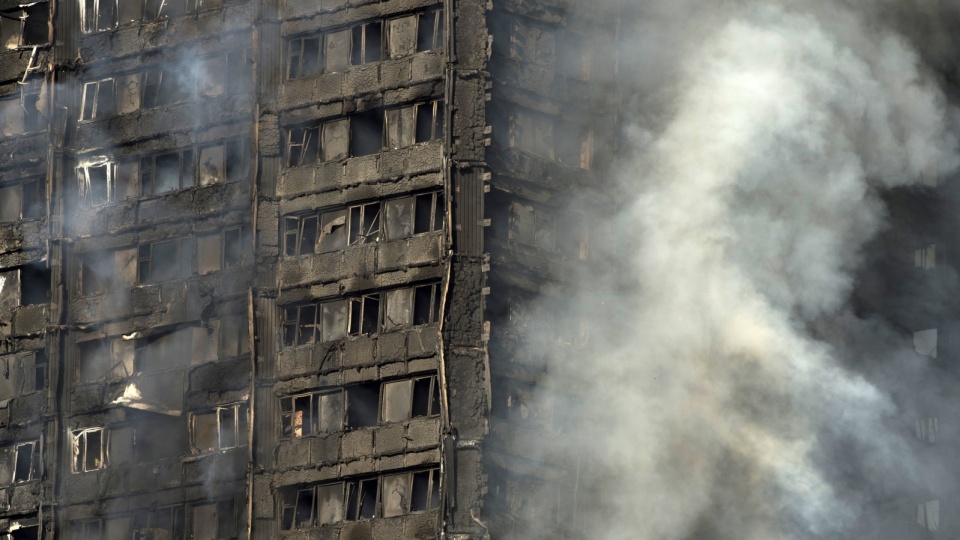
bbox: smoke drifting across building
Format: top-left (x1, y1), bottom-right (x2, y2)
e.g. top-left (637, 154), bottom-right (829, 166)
top-left (2, 0), bottom-right (960, 539)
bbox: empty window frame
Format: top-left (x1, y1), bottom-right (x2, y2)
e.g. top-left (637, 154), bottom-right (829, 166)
top-left (380, 375), bottom-right (441, 423)
top-left (197, 226), bottom-right (252, 274)
top-left (0, 352), bottom-right (46, 401)
top-left (381, 469), bottom-right (441, 517)
top-left (138, 238), bottom-right (194, 284)
top-left (12, 441), bottom-right (40, 484)
top-left (281, 299), bottom-right (349, 346)
top-left (0, 265), bottom-right (49, 310)
top-left (79, 251), bottom-right (114, 296)
top-left (0, 178), bottom-right (44, 223)
top-left (140, 149), bottom-right (195, 195)
top-left (509, 109), bottom-right (592, 169)
top-left (191, 403), bottom-right (248, 453)
top-left (508, 202), bottom-right (556, 251)
top-left (198, 138), bottom-right (252, 186)
top-left (280, 391), bottom-right (344, 438)
top-left (81, 78), bottom-right (116, 121)
top-left (191, 499), bottom-right (239, 540)
top-left (286, 35), bottom-right (322, 79)
top-left (197, 49), bottom-right (251, 98)
top-left (285, 119), bottom-right (348, 166)
top-left (82, 0), bottom-right (117, 33)
top-left (384, 100), bottom-right (444, 149)
top-left (386, 9), bottom-right (444, 58)
top-left (0, 89), bottom-right (41, 137)
top-left (140, 66), bottom-right (192, 109)
top-left (383, 283), bottom-right (442, 330)
top-left (350, 21), bottom-right (383, 65)
top-left (132, 506), bottom-right (185, 540)
top-left (72, 428), bottom-right (106, 472)
top-left (77, 158), bottom-right (119, 206)
top-left (0, 7), bottom-right (44, 50)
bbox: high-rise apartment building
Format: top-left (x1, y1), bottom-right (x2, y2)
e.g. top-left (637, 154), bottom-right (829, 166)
top-left (0, 0), bottom-right (617, 538)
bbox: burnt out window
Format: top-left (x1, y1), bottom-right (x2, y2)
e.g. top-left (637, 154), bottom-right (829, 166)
top-left (348, 202), bottom-right (381, 246)
top-left (348, 294), bottom-right (380, 336)
top-left (80, 251), bottom-right (113, 296)
top-left (381, 375), bottom-right (441, 423)
top-left (280, 391), bottom-right (345, 438)
top-left (72, 428), bottom-right (105, 472)
top-left (283, 209), bottom-right (343, 256)
top-left (191, 403), bottom-right (248, 453)
top-left (138, 238), bottom-right (194, 283)
top-left (20, 262), bottom-right (49, 306)
top-left (133, 506), bottom-right (185, 540)
top-left (345, 382), bottom-right (379, 428)
top-left (381, 469), bottom-right (440, 517)
top-left (196, 49), bottom-right (252, 99)
top-left (0, 178), bottom-right (45, 223)
top-left (282, 299), bottom-right (348, 347)
top-left (346, 478), bottom-right (379, 520)
top-left (383, 283), bottom-right (442, 331)
top-left (287, 35), bottom-right (322, 79)
top-left (199, 138), bottom-right (251, 186)
top-left (285, 119), bottom-right (348, 167)
top-left (350, 21), bottom-right (383, 65)
top-left (140, 66), bottom-right (192, 108)
top-left (508, 202), bottom-right (557, 251)
top-left (11, 440), bottom-right (41, 484)
top-left (196, 226), bottom-right (252, 273)
top-left (383, 192), bottom-right (444, 240)
top-left (349, 110), bottom-right (384, 157)
top-left (191, 499), bottom-right (239, 540)
top-left (280, 483), bottom-right (345, 530)
top-left (77, 160), bottom-right (113, 206)
top-left (8, 523), bottom-right (39, 540)
top-left (384, 101), bottom-right (444, 149)
top-left (416, 9), bottom-right (444, 52)
top-left (81, 78), bottom-right (116, 121)
top-left (510, 108), bottom-right (593, 170)
top-left (140, 149), bottom-right (194, 195)
top-left (82, 0), bottom-right (117, 33)
top-left (0, 89), bottom-right (41, 137)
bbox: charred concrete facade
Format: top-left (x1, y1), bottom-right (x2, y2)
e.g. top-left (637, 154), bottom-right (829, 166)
top-left (0, 0), bottom-right (618, 538)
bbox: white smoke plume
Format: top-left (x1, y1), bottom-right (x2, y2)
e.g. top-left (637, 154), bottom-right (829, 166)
top-left (515, 1), bottom-right (960, 539)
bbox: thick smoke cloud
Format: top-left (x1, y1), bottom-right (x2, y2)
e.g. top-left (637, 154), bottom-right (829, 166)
top-left (516, 1), bottom-right (960, 539)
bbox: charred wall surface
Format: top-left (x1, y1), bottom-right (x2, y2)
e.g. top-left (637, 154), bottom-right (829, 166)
top-left (0, 0), bottom-right (619, 538)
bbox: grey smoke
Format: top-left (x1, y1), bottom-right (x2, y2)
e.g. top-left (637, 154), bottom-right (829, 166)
top-left (521, 1), bottom-right (960, 539)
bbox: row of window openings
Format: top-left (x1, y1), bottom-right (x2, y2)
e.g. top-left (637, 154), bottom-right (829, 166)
top-left (281, 468), bottom-right (440, 529)
top-left (71, 404), bottom-right (247, 472)
top-left (82, 0), bottom-right (233, 33)
top-left (285, 100), bottom-right (443, 167)
top-left (77, 317), bottom-right (249, 383)
top-left (502, 18), bottom-right (609, 82)
top-left (0, 3), bottom-right (48, 50)
top-left (282, 282), bottom-right (442, 347)
top-left (283, 192), bottom-right (443, 257)
top-left (77, 138), bottom-right (251, 206)
top-left (286, 9), bottom-right (443, 80)
top-left (80, 49), bottom-right (251, 121)
top-left (0, 90), bottom-right (42, 137)
top-left (80, 227), bottom-right (252, 295)
top-left (72, 499), bottom-right (239, 540)
top-left (281, 374), bottom-right (441, 438)
top-left (506, 201), bottom-right (590, 259)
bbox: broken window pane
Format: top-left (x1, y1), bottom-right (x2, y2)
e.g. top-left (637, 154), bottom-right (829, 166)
top-left (348, 295), bottom-right (380, 336)
top-left (346, 479), bottom-right (378, 520)
top-left (199, 144), bottom-right (225, 186)
top-left (385, 106), bottom-right (415, 150)
top-left (219, 407), bottom-right (237, 448)
top-left (381, 379), bottom-right (412, 423)
top-left (0, 355), bottom-right (17, 402)
top-left (415, 101), bottom-right (443, 143)
top-left (78, 339), bottom-right (112, 382)
top-left (384, 196), bottom-right (415, 240)
top-left (319, 210), bottom-right (347, 253)
top-left (117, 0), bottom-right (142, 24)
top-left (319, 392), bottom-right (344, 433)
top-left (197, 233), bottom-right (222, 275)
top-left (321, 300), bottom-right (348, 342)
top-left (411, 376), bottom-right (439, 417)
top-left (413, 284), bottom-right (441, 325)
top-left (387, 15), bottom-right (417, 58)
top-left (0, 269), bottom-right (19, 312)
top-left (383, 288), bottom-right (413, 331)
top-left (351, 21), bottom-right (382, 65)
top-left (155, 152), bottom-right (181, 193)
top-left (13, 442), bottom-right (38, 483)
top-left (322, 119), bottom-right (349, 161)
top-left (294, 488), bottom-right (315, 528)
top-left (411, 469), bottom-right (440, 511)
top-left (414, 193), bottom-right (442, 234)
top-left (325, 28), bottom-right (352, 72)
top-left (381, 473), bottom-right (409, 517)
top-left (317, 483), bottom-right (344, 525)
top-left (348, 203), bottom-right (381, 245)
top-left (20, 263), bottom-right (48, 306)
top-left (192, 412), bottom-right (218, 453)
top-left (287, 35), bottom-right (321, 79)
top-left (192, 503), bottom-right (217, 540)
top-left (0, 185), bottom-right (22, 223)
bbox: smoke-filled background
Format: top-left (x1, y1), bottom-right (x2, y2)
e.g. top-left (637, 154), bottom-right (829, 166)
top-left (510, 1), bottom-right (960, 538)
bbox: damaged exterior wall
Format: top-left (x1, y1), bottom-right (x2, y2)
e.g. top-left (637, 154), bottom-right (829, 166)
top-left (0, 0), bottom-right (617, 538)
